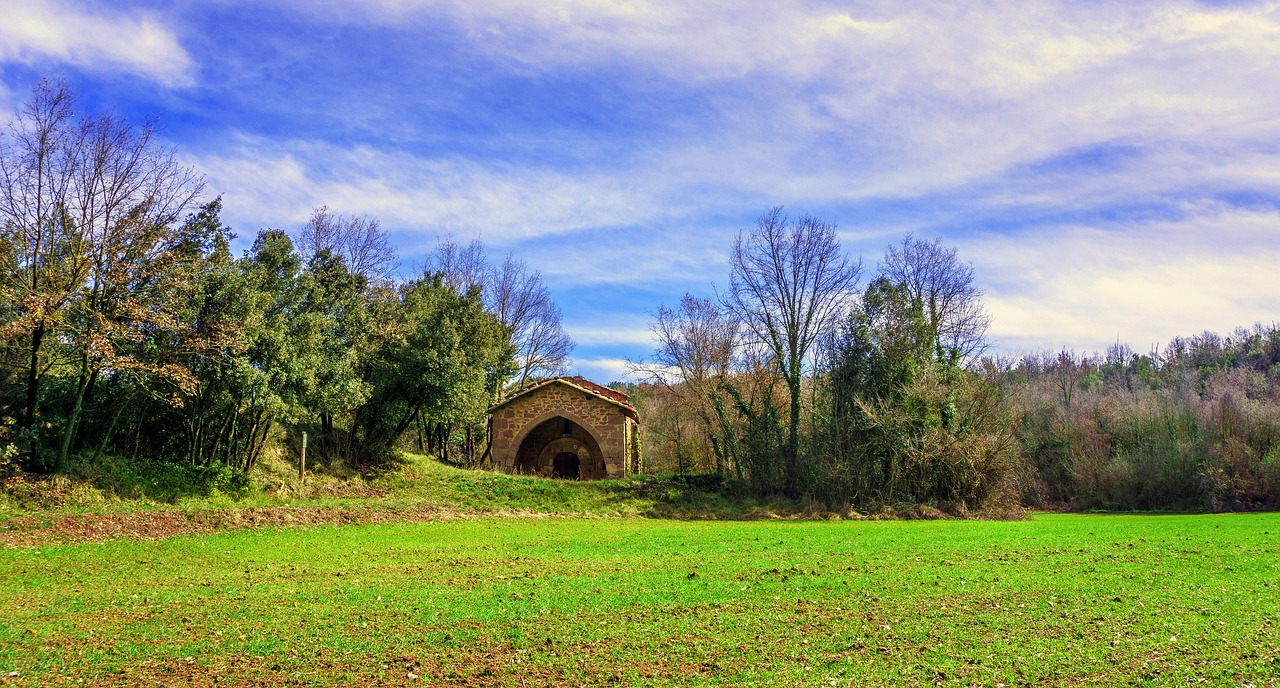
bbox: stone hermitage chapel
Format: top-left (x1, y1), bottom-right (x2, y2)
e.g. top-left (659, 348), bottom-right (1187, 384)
top-left (487, 377), bottom-right (640, 479)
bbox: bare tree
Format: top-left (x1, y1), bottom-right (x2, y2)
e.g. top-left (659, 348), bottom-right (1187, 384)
top-left (649, 294), bottom-right (736, 386)
top-left (878, 234), bottom-right (991, 362)
top-left (724, 207), bottom-right (862, 490)
top-left (516, 300), bottom-right (573, 387)
top-left (1052, 348), bottom-right (1082, 426)
top-left (637, 293), bottom-right (739, 474)
top-left (487, 253), bottom-right (572, 389)
top-left (428, 238), bottom-right (488, 296)
top-left (298, 206), bottom-right (397, 284)
top-left (429, 243), bottom-right (573, 392)
top-left (487, 253), bottom-right (540, 342)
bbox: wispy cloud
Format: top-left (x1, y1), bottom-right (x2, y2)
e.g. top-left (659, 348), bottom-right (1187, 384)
top-left (192, 138), bottom-right (668, 244)
top-left (34, 0), bottom-right (1276, 365)
top-left (968, 203), bottom-right (1280, 354)
top-left (274, 2), bottom-right (1280, 182)
top-left (569, 357), bottom-right (637, 383)
top-left (0, 0), bottom-right (194, 87)
top-left (563, 323), bottom-right (657, 348)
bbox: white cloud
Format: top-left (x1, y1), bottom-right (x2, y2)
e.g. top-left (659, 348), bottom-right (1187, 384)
top-left (239, 17), bottom-right (1278, 172)
top-left (523, 227), bottom-right (734, 287)
top-left (200, 1), bottom-right (1280, 229)
top-left (193, 138), bottom-right (668, 244)
top-left (569, 356), bottom-right (637, 383)
top-left (192, 1), bottom-right (1280, 357)
top-left (408, 1), bottom-right (1280, 228)
top-left (563, 323), bottom-right (657, 348)
top-left (967, 204), bottom-right (1280, 354)
top-left (0, 0), bottom-right (194, 87)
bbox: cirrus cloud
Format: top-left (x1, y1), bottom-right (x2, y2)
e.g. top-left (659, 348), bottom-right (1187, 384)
top-left (0, 0), bottom-right (194, 87)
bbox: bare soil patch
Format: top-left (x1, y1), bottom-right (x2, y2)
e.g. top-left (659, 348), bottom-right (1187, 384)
top-left (0, 504), bottom-right (508, 548)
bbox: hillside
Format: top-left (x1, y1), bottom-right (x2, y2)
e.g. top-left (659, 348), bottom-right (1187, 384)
top-left (0, 454), bottom-right (824, 546)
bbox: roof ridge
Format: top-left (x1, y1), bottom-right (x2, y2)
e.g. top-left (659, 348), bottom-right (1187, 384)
top-left (487, 376), bottom-right (637, 418)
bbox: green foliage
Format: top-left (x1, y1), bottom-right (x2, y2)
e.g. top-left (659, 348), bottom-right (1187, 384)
top-left (355, 276), bottom-right (513, 465)
top-left (70, 455), bottom-right (251, 503)
top-left (812, 278), bottom-right (1015, 512)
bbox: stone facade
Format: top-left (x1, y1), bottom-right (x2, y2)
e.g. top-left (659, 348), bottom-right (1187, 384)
top-left (488, 378), bottom-right (640, 479)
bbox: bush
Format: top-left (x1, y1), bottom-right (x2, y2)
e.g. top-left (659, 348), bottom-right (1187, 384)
top-left (71, 455), bottom-right (251, 503)
top-left (813, 358), bottom-right (1018, 514)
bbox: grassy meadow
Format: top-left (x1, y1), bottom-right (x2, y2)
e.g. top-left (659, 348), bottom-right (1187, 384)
top-left (2, 512), bottom-right (1277, 686)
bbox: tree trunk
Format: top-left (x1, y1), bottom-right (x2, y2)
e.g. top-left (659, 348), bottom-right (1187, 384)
top-left (246, 418), bottom-right (271, 472)
top-left (23, 321), bottom-right (46, 457)
top-left (416, 413), bottom-right (425, 452)
top-left (96, 399), bottom-right (126, 461)
top-left (480, 415), bottom-right (494, 467)
top-left (392, 405), bottom-right (419, 439)
top-left (787, 371), bottom-right (801, 495)
top-left (56, 352), bottom-right (94, 471)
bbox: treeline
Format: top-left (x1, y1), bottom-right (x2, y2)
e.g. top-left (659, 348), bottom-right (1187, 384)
top-left (1005, 327), bottom-right (1280, 511)
top-left (631, 210), bottom-right (1279, 514)
top-left (0, 79), bottom-right (573, 478)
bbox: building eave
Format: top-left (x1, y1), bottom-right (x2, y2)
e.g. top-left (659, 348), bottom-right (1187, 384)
top-left (487, 378), bottom-right (639, 421)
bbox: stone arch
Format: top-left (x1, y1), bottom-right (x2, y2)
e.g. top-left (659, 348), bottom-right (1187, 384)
top-left (511, 411), bottom-right (606, 479)
top-left (510, 409), bottom-right (607, 462)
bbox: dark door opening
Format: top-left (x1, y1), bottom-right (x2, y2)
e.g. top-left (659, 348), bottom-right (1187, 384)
top-left (552, 452), bottom-right (580, 479)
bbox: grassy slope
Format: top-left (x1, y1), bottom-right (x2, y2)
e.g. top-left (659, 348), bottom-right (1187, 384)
top-left (1, 513), bottom-right (1277, 686)
top-left (0, 453), bottom-right (778, 529)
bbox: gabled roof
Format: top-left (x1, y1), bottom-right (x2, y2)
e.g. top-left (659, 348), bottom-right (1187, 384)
top-left (487, 376), bottom-right (638, 420)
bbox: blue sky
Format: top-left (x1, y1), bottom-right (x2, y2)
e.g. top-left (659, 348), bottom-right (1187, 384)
top-left (2, 0), bottom-right (1278, 381)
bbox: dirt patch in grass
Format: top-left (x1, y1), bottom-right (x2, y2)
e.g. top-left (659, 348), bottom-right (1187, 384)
top-left (39, 635), bottom-right (721, 688)
top-left (0, 504), bottom-right (544, 548)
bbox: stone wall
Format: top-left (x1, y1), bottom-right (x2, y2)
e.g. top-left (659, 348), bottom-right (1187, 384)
top-left (491, 381), bottom-right (637, 478)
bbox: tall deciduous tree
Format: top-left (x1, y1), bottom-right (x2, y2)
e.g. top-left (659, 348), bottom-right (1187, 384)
top-left (0, 78), bottom-right (205, 468)
top-left (878, 234), bottom-right (990, 361)
top-left (55, 116), bottom-right (204, 467)
top-left (725, 207), bottom-right (861, 492)
top-left (297, 206), bottom-right (397, 285)
top-left (640, 294), bottom-right (739, 474)
top-left (0, 79), bottom-right (82, 460)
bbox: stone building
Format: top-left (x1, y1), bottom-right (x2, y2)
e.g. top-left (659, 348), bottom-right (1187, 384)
top-left (487, 377), bottom-right (640, 479)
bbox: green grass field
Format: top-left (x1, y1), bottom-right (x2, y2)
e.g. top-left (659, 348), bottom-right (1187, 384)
top-left (2, 512), bottom-right (1277, 686)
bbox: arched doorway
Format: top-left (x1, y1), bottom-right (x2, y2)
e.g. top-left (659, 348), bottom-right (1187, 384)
top-left (552, 452), bottom-right (580, 479)
top-left (514, 415), bottom-right (605, 479)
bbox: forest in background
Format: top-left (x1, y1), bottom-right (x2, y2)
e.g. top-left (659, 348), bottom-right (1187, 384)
top-left (626, 205), bottom-right (1280, 514)
top-left (2, 78), bottom-right (1277, 514)
top-left (631, 304), bottom-right (1280, 513)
